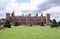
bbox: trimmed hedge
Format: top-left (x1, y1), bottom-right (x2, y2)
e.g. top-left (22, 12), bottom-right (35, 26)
top-left (4, 20), bottom-right (11, 28)
top-left (40, 22), bottom-right (44, 26)
top-left (14, 22), bottom-right (19, 26)
top-left (51, 19), bottom-right (58, 28)
top-left (51, 24), bottom-right (58, 28)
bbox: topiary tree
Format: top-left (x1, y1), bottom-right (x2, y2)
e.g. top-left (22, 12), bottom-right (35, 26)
top-left (58, 21), bottom-right (60, 26)
top-left (51, 19), bottom-right (58, 28)
top-left (40, 22), bottom-right (44, 26)
top-left (4, 20), bottom-right (11, 28)
top-left (14, 22), bottom-right (18, 26)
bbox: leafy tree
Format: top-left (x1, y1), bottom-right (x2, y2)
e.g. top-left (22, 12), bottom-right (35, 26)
top-left (40, 22), bottom-right (44, 26)
top-left (58, 21), bottom-right (60, 26)
top-left (50, 20), bottom-right (52, 23)
top-left (14, 22), bottom-right (19, 26)
top-left (4, 20), bottom-right (11, 28)
top-left (51, 19), bottom-right (58, 28)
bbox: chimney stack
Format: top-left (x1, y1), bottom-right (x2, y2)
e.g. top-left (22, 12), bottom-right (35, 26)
top-left (36, 13), bottom-right (38, 16)
top-left (29, 13), bottom-right (31, 16)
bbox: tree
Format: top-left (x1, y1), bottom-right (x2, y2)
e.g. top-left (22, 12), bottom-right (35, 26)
top-left (50, 20), bottom-right (52, 23)
top-left (51, 19), bottom-right (58, 28)
top-left (40, 22), bottom-right (44, 26)
top-left (14, 22), bottom-right (19, 26)
top-left (4, 20), bottom-right (11, 28)
top-left (58, 21), bottom-right (60, 26)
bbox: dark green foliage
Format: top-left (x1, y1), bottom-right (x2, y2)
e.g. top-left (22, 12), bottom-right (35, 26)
top-left (58, 21), bottom-right (60, 26)
top-left (40, 22), bottom-right (44, 26)
top-left (14, 22), bottom-right (19, 26)
top-left (18, 22), bottom-right (21, 25)
top-left (50, 20), bottom-right (52, 23)
top-left (4, 20), bottom-right (11, 28)
top-left (36, 22), bottom-right (40, 25)
top-left (51, 19), bottom-right (58, 28)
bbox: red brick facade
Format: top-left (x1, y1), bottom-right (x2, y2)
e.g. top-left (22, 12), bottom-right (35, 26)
top-left (6, 12), bottom-right (50, 25)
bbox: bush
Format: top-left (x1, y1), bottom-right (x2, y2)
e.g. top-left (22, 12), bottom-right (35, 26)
top-left (14, 22), bottom-right (19, 26)
top-left (51, 24), bottom-right (58, 28)
top-left (4, 20), bottom-right (11, 28)
top-left (36, 22), bottom-right (40, 25)
top-left (40, 22), bottom-right (44, 26)
top-left (51, 19), bottom-right (58, 28)
top-left (4, 24), bottom-right (11, 28)
top-left (58, 21), bottom-right (60, 26)
top-left (18, 22), bottom-right (21, 25)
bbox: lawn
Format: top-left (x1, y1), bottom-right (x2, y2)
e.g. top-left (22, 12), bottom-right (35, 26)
top-left (0, 25), bottom-right (60, 39)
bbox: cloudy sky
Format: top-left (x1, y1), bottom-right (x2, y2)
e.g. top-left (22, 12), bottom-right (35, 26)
top-left (0, 0), bottom-right (60, 21)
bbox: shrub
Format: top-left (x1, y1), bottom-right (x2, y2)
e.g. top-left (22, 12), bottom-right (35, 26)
top-left (36, 22), bottom-right (40, 25)
top-left (14, 22), bottom-right (19, 26)
top-left (18, 22), bottom-right (21, 25)
top-left (40, 22), bottom-right (44, 26)
top-left (51, 19), bottom-right (58, 28)
top-left (58, 21), bottom-right (60, 26)
top-left (4, 20), bottom-right (11, 28)
top-left (51, 24), bottom-right (58, 28)
top-left (50, 20), bottom-right (52, 23)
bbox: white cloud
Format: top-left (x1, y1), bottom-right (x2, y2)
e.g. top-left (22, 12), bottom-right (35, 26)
top-left (0, 0), bottom-right (60, 21)
top-left (42, 6), bottom-right (60, 14)
top-left (42, 5), bottom-right (60, 21)
top-left (5, 0), bottom-right (48, 16)
top-left (5, 0), bottom-right (22, 16)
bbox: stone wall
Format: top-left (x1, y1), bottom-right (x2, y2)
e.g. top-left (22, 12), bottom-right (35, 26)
top-left (6, 12), bottom-right (50, 25)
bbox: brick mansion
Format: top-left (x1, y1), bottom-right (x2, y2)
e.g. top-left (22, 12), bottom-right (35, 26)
top-left (6, 11), bottom-right (50, 25)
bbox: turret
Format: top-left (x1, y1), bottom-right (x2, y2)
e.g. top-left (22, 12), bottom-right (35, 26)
top-left (6, 13), bottom-right (10, 20)
top-left (46, 13), bottom-right (50, 24)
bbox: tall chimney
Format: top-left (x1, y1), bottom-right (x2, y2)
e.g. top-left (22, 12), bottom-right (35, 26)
top-left (11, 11), bottom-right (15, 17)
top-left (29, 13), bottom-right (31, 16)
top-left (36, 13), bottom-right (38, 16)
top-left (41, 14), bottom-right (43, 17)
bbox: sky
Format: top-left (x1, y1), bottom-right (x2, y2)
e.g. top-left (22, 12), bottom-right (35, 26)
top-left (0, 0), bottom-right (60, 21)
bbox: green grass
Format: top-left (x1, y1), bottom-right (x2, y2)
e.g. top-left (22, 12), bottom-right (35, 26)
top-left (0, 25), bottom-right (60, 39)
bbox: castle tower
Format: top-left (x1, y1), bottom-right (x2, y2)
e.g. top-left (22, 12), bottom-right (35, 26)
top-left (6, 13), bottom-right (10, 20)
top-left (46, 13), bottom-right (50, 24)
